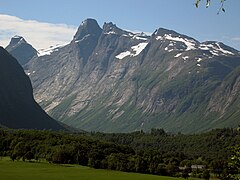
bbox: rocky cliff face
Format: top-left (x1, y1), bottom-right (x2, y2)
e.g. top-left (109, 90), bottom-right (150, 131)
top-left (6, 36), bottom-right (38, 66)
top-left (10, 19), bottom-right (240, 133)
top-left (0, 47), bottom-right (64, 130)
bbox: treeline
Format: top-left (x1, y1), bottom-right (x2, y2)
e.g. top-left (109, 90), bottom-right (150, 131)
top-left (90, 128), bottom-right (240, 161)
top-left (0, 128), bottom-right (239, 179)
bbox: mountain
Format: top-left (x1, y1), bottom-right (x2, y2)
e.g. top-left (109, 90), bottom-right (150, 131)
top-left (11, 18), bottom-right (240, 133)
top-left (6, 35), bottom-right (38, 66)
top-left (0, 47), bottom-right (64, 130)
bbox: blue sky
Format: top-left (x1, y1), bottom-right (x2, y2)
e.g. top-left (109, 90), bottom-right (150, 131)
top-left (0, 0), bottom-right (239, 50)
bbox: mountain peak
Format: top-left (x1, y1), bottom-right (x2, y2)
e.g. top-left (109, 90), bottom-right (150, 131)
top-left (102, 22), bottom-right (128, 36)
top-left (81, 18), bottom-right (98, 26)
top-left (103, 22), bottom-right (116, 31)
top-left (153, 28), bottom-right (179, 37)
top-left (73, 18), bottom-right (102, 40)
top-left (11, 19), bottom-right (240, 133)
top-left (13, 35), bottom-right (23, 38)
top-left (9, 35), bottom-right (27, 46)
top-left (5, 35), bottom-right (38, 66)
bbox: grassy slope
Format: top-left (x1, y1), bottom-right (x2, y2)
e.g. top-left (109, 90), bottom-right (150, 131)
top-left (0, 158), bottom-right (178, 180)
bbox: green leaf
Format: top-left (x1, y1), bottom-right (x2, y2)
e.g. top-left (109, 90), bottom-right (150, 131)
top-left (195, 0), bottom-right (201, 8)
top-left (206, 0), bottom-right (210, 8)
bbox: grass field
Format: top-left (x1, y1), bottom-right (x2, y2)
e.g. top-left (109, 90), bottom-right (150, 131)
top-left (0, 157), bottom-right (179, 180)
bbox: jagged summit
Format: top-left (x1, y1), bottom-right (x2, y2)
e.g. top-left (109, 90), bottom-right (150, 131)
top-left (5, 35), bottom-right (38, 66)
top-left (7, 19), bottom-right (240, 133)
top-left (8, 35), bottom-right (27, 46)
top-left (103, 22), bottom-right (118, 32)
top-left (154, 28), bottom-right (198, 42)
top-left (153, 28), bottom-right (178, 37)
top-left (102, 22), bottom-right (132, 36)
top-left (73, 18), bottom-right (102, 41)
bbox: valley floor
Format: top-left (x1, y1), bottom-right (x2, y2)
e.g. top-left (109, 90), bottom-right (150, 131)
top-left (0, 157), bottom-right (179, 180)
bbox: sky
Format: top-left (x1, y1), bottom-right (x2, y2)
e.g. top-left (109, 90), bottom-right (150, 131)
top-left (0, 0), bottom-right (239, 50)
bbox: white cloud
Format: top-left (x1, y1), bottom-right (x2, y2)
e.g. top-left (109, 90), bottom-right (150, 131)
top-left (231, 37), bottom-right (240, 41)
top-left (0, 14), bottom-right (77, 50)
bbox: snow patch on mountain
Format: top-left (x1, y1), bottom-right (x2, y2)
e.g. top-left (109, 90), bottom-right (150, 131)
top-left (156, 36), bottom-right (163, 40)
top-left (156, 34), bottom-right (196, 51)
top-left (164, 35), bottom-right (196, 51)
top-left (105, 31), bottom-right (117, 35)
top-left (133, 35), bottom-right (148, 41)
top-left (116, 42), bottom-right (148, 59)
top-left (115, 51), bottom-right (132, 59)
top-left (174, 53), bottom-right (182, 57)
top-left (132, 33), bottom-right (149, 41)
top-left (74, 34), bottom-right (90, 42)
top-left (215, 43), bottom-right (234, 55)
top-left (38, 43), bottom-right (68, 57)
top-left (196, 58), bottom-right (203, 62)
top-left (120, 32), bottom-right (149, 41)
top-left (132, 42), bottom-right (148, 56)
top-left (121, 34), bottom-right (131, 37)
top-left (199, 43), bottom-right (234, 56)
top-left (199, 45), bottom-right (209, 51)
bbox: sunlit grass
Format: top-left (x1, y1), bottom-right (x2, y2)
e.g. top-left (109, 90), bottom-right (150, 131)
top-left (0, 157), bottom-right (179, 180)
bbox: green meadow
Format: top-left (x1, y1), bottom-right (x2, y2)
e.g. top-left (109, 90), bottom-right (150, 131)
top-left (0, 158), bottom-right (179, 180)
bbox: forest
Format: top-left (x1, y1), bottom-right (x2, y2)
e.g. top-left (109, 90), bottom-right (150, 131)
top-left (0, 128), bottom-right (239, 179)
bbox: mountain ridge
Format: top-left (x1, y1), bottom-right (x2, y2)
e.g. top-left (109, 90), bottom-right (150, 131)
top-left (7, 19), bottom-right (240, 133)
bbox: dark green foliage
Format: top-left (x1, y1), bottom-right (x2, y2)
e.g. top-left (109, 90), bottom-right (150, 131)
top-left (91, 128), bottom-right (240, 161)
top-left (0, 127), bottom-right (239, 179)
top-left (226, 145), bottom-right (240, 180)
top-left (195, 0), bottom-right (226, 14)
top-left (182, 168), bottom-right (190, 179)
top-left (202, 169), bottom-right (210, 180)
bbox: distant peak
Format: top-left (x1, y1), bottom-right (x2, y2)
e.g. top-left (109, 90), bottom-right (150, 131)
top-left (73, 18), bottom-right (102, 40)
top-left (9, 35), bottom-right (26, 45)
top-left (12, 35), bottom-right (23, 39)
top-left (102, 22), bottom-right (127, 35)
top-left (154, 28), bottom-right (178, 37)
top-left (103, 22), bottom-right (116, 30)
top-left (80, 18), bottom-right (98, 26)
